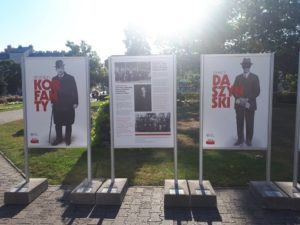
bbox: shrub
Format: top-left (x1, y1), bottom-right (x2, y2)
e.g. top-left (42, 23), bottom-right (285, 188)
top-left (92, 99), bottom-right (110, 147)
top-left (0, 95), bottom-right (23, 104)
top-left (0, 97), bottom-right (7, 104)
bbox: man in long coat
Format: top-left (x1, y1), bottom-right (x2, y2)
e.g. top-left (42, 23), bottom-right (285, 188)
top-left (51, 60), bottom-right (78, 146)
top-left (232, 58), bottom-right (260, 147)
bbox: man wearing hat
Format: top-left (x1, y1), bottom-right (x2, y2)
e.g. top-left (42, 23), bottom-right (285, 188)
top-left (50, 60), bottom-right (78, 146)
top-left (232, 58), bottom-right (260, 147)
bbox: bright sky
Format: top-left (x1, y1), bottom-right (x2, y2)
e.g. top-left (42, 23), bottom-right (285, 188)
top-left (0, 0), bottom-right (220, 61)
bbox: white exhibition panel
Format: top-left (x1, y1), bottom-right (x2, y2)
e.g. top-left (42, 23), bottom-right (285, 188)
top-left (201, 53), bottom-right (273, 150)
top-left (24, 57), bottom-right (88, 148)
top-left (110, 55), bottom-right (175, 148)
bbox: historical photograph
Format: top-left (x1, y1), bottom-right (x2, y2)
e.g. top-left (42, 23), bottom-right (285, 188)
top-left (135, 113), bottom-right (171, 132)
top-left (232, 58), bottom-right (260, 147)
top-left (115, 61), bottom-right (151, 82)
top-left (50, 60), bottom-right (78, 146)
top-left (134, 84), bottom-right (152, 112)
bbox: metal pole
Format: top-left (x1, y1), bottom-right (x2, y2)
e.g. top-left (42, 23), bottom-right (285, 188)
top-left (266, 53), bottom-right (275, 183)
top-left (293, 52), bottom-right (300, 188)
top-left (21, 56), bottom-right (30, 183)
top-left (173, 55), bottom-right (178, 183)
top-left (86, 57), bottom-right (92, 183)
top-left (109, 57), bottom-right (115, 183)
top-left (199, 55), bottom-right (204, 185)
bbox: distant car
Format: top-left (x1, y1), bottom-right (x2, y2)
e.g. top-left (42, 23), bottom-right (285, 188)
top-left (97, 91), bottom-right (108, 101)
top-left (91, 90), bottom-right (99, 99)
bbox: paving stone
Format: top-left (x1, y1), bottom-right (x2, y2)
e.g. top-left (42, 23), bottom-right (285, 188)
top-left (2, 154), bottom-right (300, 224)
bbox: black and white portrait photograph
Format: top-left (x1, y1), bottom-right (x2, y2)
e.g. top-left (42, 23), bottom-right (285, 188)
top-left (135, 113), bottom-right (171, 132)
top-left (115, 61), bottom-right (151, 83)
top-left (134, 84), bottom-right (152, 112)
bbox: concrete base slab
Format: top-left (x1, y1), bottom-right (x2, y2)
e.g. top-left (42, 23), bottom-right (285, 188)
top-left (4, 178), bottom-right (48, 205)
top-left (96, 178), bottom-right (128, 205)
top-left (164, 179), bottom-right (190, 207)
top-left (275, 181), bottom-right (300, 210)
top-left (188, 180), bottom-right (217, 208)
top-left (249, 181), bottom-right (290, 209)
top-left (70, 179), bottom-right (104, 205)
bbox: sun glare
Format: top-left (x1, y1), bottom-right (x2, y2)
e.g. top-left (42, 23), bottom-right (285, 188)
top-left (127, 0), bottom-right (218, 36)
top-left (56, 0), bottom-right (220, 58)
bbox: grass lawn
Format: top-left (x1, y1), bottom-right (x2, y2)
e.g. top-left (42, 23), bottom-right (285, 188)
top-left (0, 103), bottom-right (23, 112)
top-left (0, 101), bottom-right (297, 186)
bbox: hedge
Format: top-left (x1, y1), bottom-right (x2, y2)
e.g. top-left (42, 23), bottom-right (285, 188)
top-left (92, 99), bottom-right (110, 147)
top-left (0, 95), bottom-right (23, 104)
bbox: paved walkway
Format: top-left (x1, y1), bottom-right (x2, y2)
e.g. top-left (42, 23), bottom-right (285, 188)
top-left (1, 154), bottom-right (300, 224)
top-left (0, 109), bottom-right (23, 125)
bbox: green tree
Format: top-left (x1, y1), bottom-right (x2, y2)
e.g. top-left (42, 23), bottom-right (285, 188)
top-left (226, 0), bottom-right (300, 74)
top-left (123, 24), bottom-right (151, 55)
top-left (0, 74), bottom-right (7, 96)
top-left (156, 0), bottom-right (299, 93)
top-left (65, 40), bottom-right (108, 88)
top-left (0, 60), bottom-right (21, 95)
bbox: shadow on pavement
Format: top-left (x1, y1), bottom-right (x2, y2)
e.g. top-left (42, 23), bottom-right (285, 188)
top-left (164, 207), bottom-right (192, 222)
top-left (164, 207), bottom-right (222, 224)
top-left (89, 205), bottom-right (120, 219)
top-left (61, 204), bottom-right (120, 225)
top-left (191, 207), bottom-right (222, 223)
top-left (0, 204), bottom-right (26, 218)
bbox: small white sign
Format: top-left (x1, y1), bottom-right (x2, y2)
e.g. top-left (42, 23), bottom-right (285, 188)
top-left (169, 188), bottom-right (184, 195)
top-left (76, 187), bottom-right (92, 193)
top-left (101, 187), bottom-right (118, 193)
top-left (293, 192), bottom-right (300, 198)
top-left (11, 187), bottom-right (28, 193)
top-left (264, 190), bottom-right (283, 197)
top-left (195, 189), bottom-right (211, 195)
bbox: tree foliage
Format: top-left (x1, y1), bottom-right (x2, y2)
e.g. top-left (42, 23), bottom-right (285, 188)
top-left (123, 24), bottom-right (151, 55)
top-left (65, 41), bottom-right (108, 89)
top-left (0, 60), bottom-right (21, 96)
top-left (157, 0), bottom-right (299, 92)
top-left (226, 0), bottom-right (300, 74)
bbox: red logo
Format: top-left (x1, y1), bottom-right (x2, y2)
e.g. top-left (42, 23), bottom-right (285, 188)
top-left (30, 138), bottom-right (39, 144)
top-left (206, 139), bottom-right (215, 145)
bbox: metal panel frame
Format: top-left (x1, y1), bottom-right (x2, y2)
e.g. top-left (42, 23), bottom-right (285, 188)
top-left (109, 57), bottom-right (115, 182)
top-left (199, 55), bottom-right (204, 184)
top-left (266, 53), bottom-right (274, 182)
top-left (21, 56), bottom-right (30, 183)
top-left (293, 52), bottom-right (300, 187)
top-left (173, 55), bottom-right (178, 182)
top-left (86, 57), bottom-right (92, 182)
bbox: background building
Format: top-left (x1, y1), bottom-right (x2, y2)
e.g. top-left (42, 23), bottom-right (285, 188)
top-left (0, 45), bottom-right (34, 64)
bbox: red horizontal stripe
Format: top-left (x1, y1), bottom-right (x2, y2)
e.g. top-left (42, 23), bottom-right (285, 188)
top-left (135, 133), bottom-right (171, 136)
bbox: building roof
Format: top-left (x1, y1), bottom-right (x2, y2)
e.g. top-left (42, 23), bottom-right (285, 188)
top-left (29, 51), bottom-right (67, 57)
top-left (0, 52), bottom-right (9, 60)
top-left (5, 45), bottom-right (33, 54)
